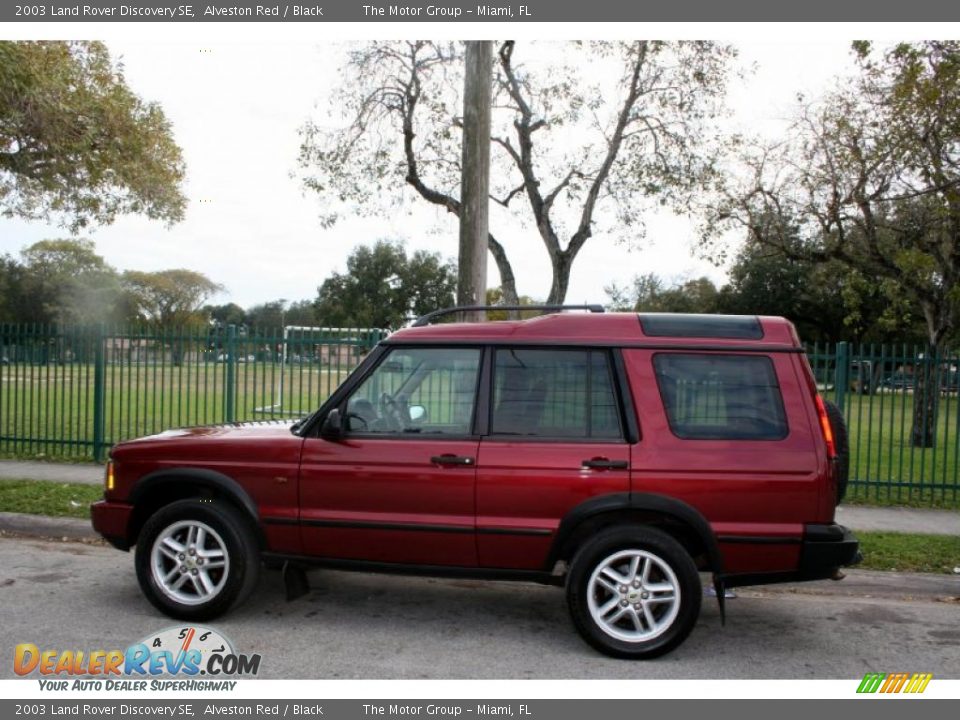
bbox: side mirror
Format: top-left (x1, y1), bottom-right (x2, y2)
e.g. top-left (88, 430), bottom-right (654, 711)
top-left (320, 409), bottom-right (343, 440)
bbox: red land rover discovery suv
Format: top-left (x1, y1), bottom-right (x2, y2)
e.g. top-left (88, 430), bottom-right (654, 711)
top-left (92, 308), bottom-right (859, 659)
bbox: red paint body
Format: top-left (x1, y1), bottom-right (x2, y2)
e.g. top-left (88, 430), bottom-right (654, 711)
top-left (92, 313), bottom-right (839, 581)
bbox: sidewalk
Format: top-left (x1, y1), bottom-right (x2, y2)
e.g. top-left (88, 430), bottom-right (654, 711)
top-left (0, 458), bottom-right (957, 536)
top-left (0, 459), bottom-right (103, 485)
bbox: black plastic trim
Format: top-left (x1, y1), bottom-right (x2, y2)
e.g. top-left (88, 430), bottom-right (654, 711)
top-left (547, 492), bottom-right (724, 574)
top-left (302, 518), bottom-right (474, 534)
top-left (611, 348), bottom-right (640, 443)
top-left (261, 552), bottom-right (561, 585)
top-left (412, 304), bottom-right (604, 327)
top-left (295, 517), bottom-right (551, 537)
top-left (717, 535), bottom-right (802, 545)
top-left (128, 467), bottom-right (260, 521)
top-left (382, 338), bottom-right (803, 353)
top-left (478, 527), bottom-right (553, 537)
top-left (262, 516), bottom-right (299, 526)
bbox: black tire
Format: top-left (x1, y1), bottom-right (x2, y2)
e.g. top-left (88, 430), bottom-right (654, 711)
top-left (135, 498), bottom-right (260, 621)
top-left (566, 526), bottom-right (701, 659)
top-left (823, 399), bottom-right (850, 503)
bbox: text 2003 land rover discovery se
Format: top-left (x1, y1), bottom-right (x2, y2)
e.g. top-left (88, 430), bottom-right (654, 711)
top-left (93, 308), bottom-right (859, 658)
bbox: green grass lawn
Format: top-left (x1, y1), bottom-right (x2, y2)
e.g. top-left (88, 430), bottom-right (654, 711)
top-left (0, 479), bottom-right (102, 519)
top-left (840, 391), bottom-right (960, 507)
top-left (0, 362), bottom-right (354, 460)
top-left (856, 531), bottom-right (960, 574)
top-left (4, 360), bottom-right (960, 506)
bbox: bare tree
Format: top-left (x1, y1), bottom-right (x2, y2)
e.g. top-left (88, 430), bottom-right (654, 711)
top-left (705, 41), bottom-right (960, 447)
top-left (299, 40), bottom-right (735, 305)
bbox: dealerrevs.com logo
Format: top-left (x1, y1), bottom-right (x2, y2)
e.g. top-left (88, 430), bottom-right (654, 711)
top-left (14, 626), bottom-right (261, 691)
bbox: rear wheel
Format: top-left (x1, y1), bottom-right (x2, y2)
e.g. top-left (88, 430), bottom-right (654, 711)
top-left (135, 499), bottom-right (260, 621)
top-left (566, 526), bottom-right (701, 659)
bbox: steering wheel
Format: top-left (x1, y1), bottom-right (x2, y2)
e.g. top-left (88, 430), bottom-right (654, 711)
top-left (379, 392), bottom-right (406, 431)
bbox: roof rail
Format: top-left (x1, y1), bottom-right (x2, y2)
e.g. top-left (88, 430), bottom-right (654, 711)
top-left (411, 304), bottom-right (605, 328)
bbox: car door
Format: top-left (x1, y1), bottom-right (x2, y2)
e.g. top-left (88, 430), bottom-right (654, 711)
top-left (298, 345), bottom-right (482, 566)
top-left (476, 347), bottom-right (632, 569)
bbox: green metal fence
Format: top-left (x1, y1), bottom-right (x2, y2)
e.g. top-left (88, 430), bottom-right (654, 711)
top-left (807, 341), bottom-right (960, 506)
top-left (1, 325), bottom-right (958, 504)
top-left (0, 323), bottom-right (387, 462)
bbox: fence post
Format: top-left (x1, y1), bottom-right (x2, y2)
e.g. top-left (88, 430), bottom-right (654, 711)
top-left (835, 341), bottom-right (849, 413)
top-left (92, 324), bottom-right (106, 462)
top-left (225, 324), bottom-right (237, 423)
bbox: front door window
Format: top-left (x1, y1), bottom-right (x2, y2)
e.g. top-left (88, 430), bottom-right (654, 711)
top-left (344, 347), bottom-right (481, 436)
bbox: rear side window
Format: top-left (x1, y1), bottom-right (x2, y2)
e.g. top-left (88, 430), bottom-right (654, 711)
top-left (492, 348), bottom-right (623, 439)
top-left (653, 354), bottom-right (788, 440)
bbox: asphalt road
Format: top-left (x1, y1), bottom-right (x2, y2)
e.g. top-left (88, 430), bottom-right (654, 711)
top-left (1, 536), bottom-right (958, 680)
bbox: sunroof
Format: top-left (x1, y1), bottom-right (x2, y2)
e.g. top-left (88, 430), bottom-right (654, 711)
top-left (638, 314), bottom-right (764, 340)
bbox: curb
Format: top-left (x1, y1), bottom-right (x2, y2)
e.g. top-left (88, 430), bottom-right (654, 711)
top-left (0, 511), bottom-right (99, 542)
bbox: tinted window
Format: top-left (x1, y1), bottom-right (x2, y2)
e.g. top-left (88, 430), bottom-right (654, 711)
top-left (639, 314), bottom-right (764, 339)
top-left (345, 347), bottom-right (480, 435)
top-left (653, 354), bottom-right (787, 440)
top-left (492, 349), bottom-right (622, 439)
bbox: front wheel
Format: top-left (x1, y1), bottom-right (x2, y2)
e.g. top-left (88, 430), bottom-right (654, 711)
top-left (566, 526), bottom-right (701, 659)
top-left (135, 499), bottom-right (260, 621)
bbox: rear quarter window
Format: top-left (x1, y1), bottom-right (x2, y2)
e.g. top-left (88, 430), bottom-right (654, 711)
top-left (652, 353), bottom-right (788, 441)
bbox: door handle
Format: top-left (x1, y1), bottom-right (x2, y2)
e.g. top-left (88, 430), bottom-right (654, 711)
top-left (582, 458), bottom-right (629, 470)
top-left (431, 454), bottom-right (475, 466)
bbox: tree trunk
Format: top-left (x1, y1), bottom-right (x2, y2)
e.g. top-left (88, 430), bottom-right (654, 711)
top-left (546, 251), bottom-right (571, 305)
top-left (910, 341), bottom-right (940, 448)
top-left (457, 41), bottom-right (492, 321)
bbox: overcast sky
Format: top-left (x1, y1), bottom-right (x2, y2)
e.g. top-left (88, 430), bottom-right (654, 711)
top-left (0, 40), bottom-right (857, 309)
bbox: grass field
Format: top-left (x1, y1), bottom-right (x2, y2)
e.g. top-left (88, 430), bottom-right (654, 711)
top-left (0, 362), bottom-right (354, 459)
top-left (0, 479), bottom-right (102, 519)
top-left (840, 390), bottom-right (960, 507)
top-left (856, 531), bottom-right (960, 574)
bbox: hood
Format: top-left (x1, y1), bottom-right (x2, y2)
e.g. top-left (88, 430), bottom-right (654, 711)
top-left (113, 419), bottom-right (298, 449)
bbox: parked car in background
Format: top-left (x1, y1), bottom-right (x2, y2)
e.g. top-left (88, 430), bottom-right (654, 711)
top-left (881, 370), bottom-right (914, 391)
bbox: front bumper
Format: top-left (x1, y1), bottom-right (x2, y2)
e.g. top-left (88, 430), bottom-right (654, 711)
top-left (91, 500), bottom-right (134, 551)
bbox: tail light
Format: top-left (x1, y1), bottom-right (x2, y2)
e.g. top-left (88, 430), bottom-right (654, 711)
top-left (105, 461), bottom-right (115, 492)
top-left (814, 395), bottom-right (836, 459)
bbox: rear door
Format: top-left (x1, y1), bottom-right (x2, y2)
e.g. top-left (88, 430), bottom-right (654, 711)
top-left (476, 347), bottom-right (632, 569)
top-left (298, 346), bottom-right (482, 566)
top-left (624, 349), bottom-right (820, 574)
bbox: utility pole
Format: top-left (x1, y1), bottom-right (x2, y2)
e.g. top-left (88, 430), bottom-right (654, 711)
top-left (458, 41), bottom-right (492, 322)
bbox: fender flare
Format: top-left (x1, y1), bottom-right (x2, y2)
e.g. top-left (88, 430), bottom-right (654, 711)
top-left (128, 467), bottom-right (263, 541)
top-left (547, 492), bottom-right (724, 575)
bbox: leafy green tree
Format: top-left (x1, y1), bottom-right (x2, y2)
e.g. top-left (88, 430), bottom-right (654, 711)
top-left (17, 238), bottom-right (123, 324)
top-left (300, 41), bottom-right (735, 305)
top-left (706, 41), bottom-right (960, 446)
top-left (314, 240), bottom-right (456, 329)
top-left (205, 303), bottom-right (248, 327)
top-left (606, 273), bottom-right (720, 314)
top-left (122, 269), bottom-right (223, 329)
top-left (0, 41), bottom-right (185, 230)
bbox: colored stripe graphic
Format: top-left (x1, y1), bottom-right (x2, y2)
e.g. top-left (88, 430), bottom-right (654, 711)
top-left (857, 672), bottom-right (932, 694)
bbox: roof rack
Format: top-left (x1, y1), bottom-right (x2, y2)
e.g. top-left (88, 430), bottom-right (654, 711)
top-left (411, 304), bottom-right (605, 328)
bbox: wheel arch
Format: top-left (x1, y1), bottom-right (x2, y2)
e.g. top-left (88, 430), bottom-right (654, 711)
top-left (126, 468), bottom-right (265, 549)
top-left (547, 493), bottom-right (724, 575)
